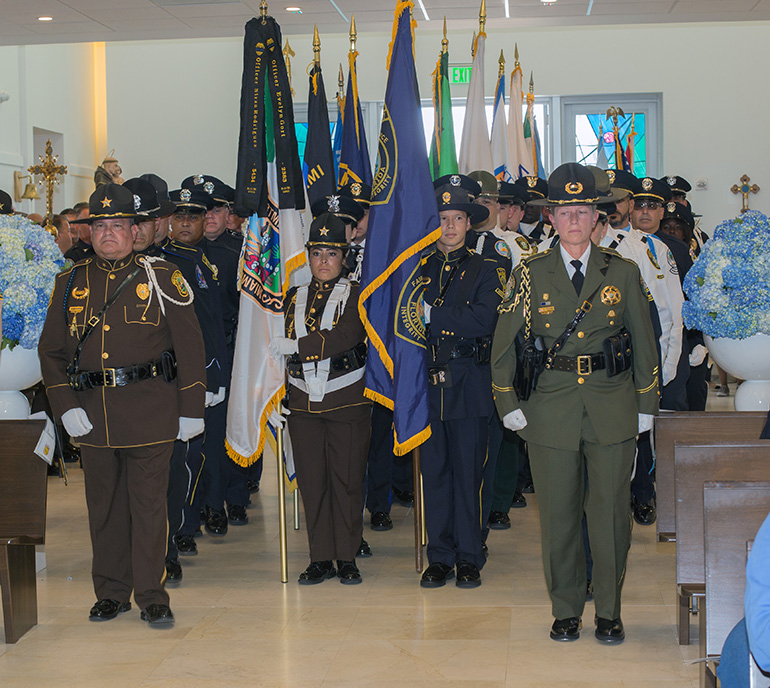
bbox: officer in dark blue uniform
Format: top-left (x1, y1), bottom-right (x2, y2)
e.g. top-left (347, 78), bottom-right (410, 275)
top-left (514, 175), bottom-right (554, 244)
top-left (419, 182), bottom-right (506, 589)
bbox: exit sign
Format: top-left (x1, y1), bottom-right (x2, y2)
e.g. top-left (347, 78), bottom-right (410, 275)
top-left (449, 64), bottom-right (472, 85)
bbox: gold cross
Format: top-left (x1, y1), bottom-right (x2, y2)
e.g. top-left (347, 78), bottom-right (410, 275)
top-left (28, 139), bottom-right (67, 236)
top-left (731, 174), bottom-right (760, 213)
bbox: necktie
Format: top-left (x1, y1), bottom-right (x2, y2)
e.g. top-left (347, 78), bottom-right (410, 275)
top-left (571, 259), bottom-right (584, 295)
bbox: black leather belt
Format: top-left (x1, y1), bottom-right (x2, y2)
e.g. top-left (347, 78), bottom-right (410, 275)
top-left (547, 353), bottom-right (605, 375)
top-left (287, 342), bottom-right (367, 378)
top-left (68, 351), bottom-right (176, 390)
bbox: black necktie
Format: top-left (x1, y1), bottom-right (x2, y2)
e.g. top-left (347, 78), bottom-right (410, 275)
top-left (571, 259), bottom-right (584, 295)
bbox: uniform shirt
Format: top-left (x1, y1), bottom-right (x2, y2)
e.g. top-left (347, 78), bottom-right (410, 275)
top-left (423, 245), bottom-right (506, 421)
top-left (202, 231), bottom-right (242, 349)
top-left (492, 227), bottom-right (538, 269)
top-left (64, 240), bottom-right (94, 264)
top-left (39, 253), bottom-right (206, 448)
top-left (467, 230), bottom-right (513, 277)
top-left (518, 220), bottom-right (555, 245)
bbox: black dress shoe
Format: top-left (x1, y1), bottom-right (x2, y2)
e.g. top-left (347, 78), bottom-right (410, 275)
top-left (370, 511), bottom-right (393, 531)
top-left (247, 479), bottom-right (260, 494)
top-left (205, 507), bottom-right (228, 536)
top-left (550, 617), bottom-right (581, 642)
top-left (391, 488), bottom-right (415, 506)
top-left (595, 616), bottom-right (625, 644)
top-left (511, 490), bottom-right (527, 508)
top-left (420, 562), bottom-right (454, 588)
top-left (336, 560), bottom-right (362, 585)
top-left (141, 603), bottom-right (175, 626)
top-left (481, 541), bottom-right (489, 558)
top-left (456, 561), bottom-right (481, 588)
top-left (227, 504), bottom-right (248, 525)
top-left (488, 511), bottom-right (511, 529)
top-left (298, 560), bottom-right (336, 585)
top-left (586, 579), bottom-right (594, 601)
top-left (199, 508), bottom-right (207, 524)
top-left (89, 599), bottom-right (131, 621)
top-left (521, 480), bottom-right (535, 494)
top-left (175, 534), bottom-right (198, 556)
top-left (357, 538), bottom-right (373, 558)
top-left (632, 496), bottom-right (656, 525)
top-left (165, 558), bottom-right (182, 586)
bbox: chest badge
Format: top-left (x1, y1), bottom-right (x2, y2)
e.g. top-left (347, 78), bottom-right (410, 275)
top-left (71, 287), bottom-right (89, 299)
top-left (601, 285), bottom-right (621, 306)
top-left (136, 283), bottom-right (150, 300)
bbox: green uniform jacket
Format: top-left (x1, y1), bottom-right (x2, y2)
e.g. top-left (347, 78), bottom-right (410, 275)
top-left (491, 245), bottom-right (659, 450)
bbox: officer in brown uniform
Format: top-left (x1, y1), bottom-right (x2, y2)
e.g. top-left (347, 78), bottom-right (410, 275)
top-left (38, 183), bottom-right (206, 626)
top-left (269, 213), bottom-right (371, 585)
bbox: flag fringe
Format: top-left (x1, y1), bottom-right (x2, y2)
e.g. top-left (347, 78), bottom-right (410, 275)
top-left (364, 387), bottom-right (394, 409)
top-left (348, 50), bottom-right (361, 148)
top-left (386, 0), bottom-right (415, 71)
top-left (283, 251), bottom-right (307, 296)
top-left (226, 384), bottom-right (286, 467)
top-left (393, 422), bottom-right (431, 456)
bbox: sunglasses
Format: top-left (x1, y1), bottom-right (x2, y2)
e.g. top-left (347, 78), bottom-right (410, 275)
top-left (635, 200), bottom-right (662, 210)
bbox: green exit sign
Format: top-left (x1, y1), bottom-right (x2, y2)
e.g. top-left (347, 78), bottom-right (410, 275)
top-left (449, 64), bottom-right (472, 85)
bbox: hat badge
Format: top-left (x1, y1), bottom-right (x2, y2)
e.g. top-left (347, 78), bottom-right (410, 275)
top-left (667, 202), bottom-right (677, 213)
top-left (565, 181), bottom-right (584, 195)
top-left (606, 170), bottom-right (616, 185)
top-left (318, 225), bottom-right (330, 237)
top-left (101, 197), bottom-right (112, 208)
top-left (527, 176), bottom-right (537, 188)
top-left (327, 195), bottom-right (340, 213)
top-left (180, 189), bottom-right (192, 202)
top-left (442, 191), bottom-right (451, 204)
top-left (133, 194), bottom-right (141, 211)
top-left (350, 182), bottom-right (362, 196)
top-left (193, 175), bottom-right (204, 185)
top-left (449, 175), bottom-right (461, 187)
top-left (667, 175), bottom-right (676, 186)
top-left (642, 178), bottom-right (653, 191)
top-left (204, 181), bottom-right (215, 195)
top-left (496, 180), bottom-right (502, 191)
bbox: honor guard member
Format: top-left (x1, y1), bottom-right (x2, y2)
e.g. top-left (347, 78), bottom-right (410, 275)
top-left (269, 213), bottom-right (371, 585)
top-left (491, 163), bottom-right (659, 643)
top-left (127, 178), bottom-right (227, 580)
top-left (181, 175), bottom-right (251, 527)
top-left (515, 175), bottom-right (555, 244)
top-left (494, 181), bottom-right (538, 268)
top-left (38, 183), bottom-right (206, 626)
top-left (337, 181), bottom-right (372, 281)
top-left (310, 192), bottom-right (365, 278)
top-left (67, 202), bottom-right (96, 263)
top-left (419, 181), bottom-right (506, 589)
top-left (661, 174), bottom-right (709, 249)
top-left (139, 173), bottom-right (176, 246)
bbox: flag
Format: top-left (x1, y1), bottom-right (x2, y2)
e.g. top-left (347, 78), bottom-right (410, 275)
top-left (303, 61), bottom-right (336, 206)
top-left (524, 91), bottom-right (546, 179)
top-left (490, 67), bottom-right (512, 182)
top-left (611, 117), bottom-right (631, 173)
top-left (359, 0), bottom-right (440, 455)
top-left (332, 67), bottom-right (344, 183)
top-left (508, 62), bottom-right (531, 179)
top-left (338, 49), bottom-right (373, 187)
top-left (625, 114), bottom-right (636, 173)
top-left (428, 48), bottom-right (458, 180)
top-left (227, 85), bottom-right (309, 488)
top-left (596, 124), bottom-right (609, 169)
top-left (458, 31), bottom-right (492, 174)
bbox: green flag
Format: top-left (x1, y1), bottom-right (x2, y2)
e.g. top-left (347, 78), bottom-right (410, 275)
top-left (429, 50), bottom-right (458, 180)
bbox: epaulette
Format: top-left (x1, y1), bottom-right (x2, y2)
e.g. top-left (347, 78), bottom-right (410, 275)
top-left (597, 245), bottom-right (622, 258)
top-left (70, 256), bottom-right (93, 269)
top-left (159, 243), bottom-right (194, 263)
top-left (420, 249), bottom-right (437, 264)
top-left (168, 240), bottom-right (199, 253)
top-left (286, 286), bottom-right (298, 303)
top-left (522, 247), bottom-right (552, 265)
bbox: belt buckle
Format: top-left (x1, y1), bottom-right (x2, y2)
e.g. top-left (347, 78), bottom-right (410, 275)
top-left (576, 355), bottom-right (592, 376)
top-left (103, 368), bottom-right (117, 387)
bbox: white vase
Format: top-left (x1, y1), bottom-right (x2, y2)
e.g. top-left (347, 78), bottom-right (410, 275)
top-left (705, 334), bottom-right (770, 412)
top-left (0, 345), bottom-right (42, 418)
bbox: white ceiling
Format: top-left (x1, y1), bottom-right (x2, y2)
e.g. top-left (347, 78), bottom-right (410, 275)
top-left (1, 0), bottom-right (769, 45)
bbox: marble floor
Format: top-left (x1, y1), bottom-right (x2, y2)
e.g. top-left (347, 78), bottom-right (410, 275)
top-left (1, 383), bottom-right (735, 688)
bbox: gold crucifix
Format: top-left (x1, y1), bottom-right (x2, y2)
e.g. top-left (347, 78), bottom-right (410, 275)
top-left (28, 139), bottom-right (67, 236)
top-left (731, 174), bottom-right (760, 213)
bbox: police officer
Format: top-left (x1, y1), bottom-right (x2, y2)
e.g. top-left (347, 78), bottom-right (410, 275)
top-left (661, 174), bottom-right (710, 250)
top-left (419, 181), bottom-right (505, 588)
top-left (310, 193), bottom-right (365, 279)
top-left (337, 181), bottom-right (371, 281)
top-left (491, 163), bottom-right (659, 643)
top-left (38, 183), bottom-right (206, 626)
top-left (514, 175), bottom-right (554, 244)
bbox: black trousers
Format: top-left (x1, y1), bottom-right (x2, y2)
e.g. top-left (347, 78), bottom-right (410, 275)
top-left (365, 403), bottom-right (413, 514)
top-left (81, 442), bottom-right (173, 609)
top-left (479, 411), bottom-right (504, 541)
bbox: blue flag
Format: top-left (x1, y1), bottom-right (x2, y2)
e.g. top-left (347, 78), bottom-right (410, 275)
top-left (359, 1), bottom-right (440, 456)
top-left (303, 63), bottom-right (335, 207)
top-left (332, 107), bottom-right (343, 184)
top-left (339, 50), bottom-right (372, 187)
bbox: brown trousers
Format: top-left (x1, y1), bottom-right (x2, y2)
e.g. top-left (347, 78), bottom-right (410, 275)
top-left (288, 405), bottom-right (370, 562)
top-left (80, 442), bottom-right (173, 609)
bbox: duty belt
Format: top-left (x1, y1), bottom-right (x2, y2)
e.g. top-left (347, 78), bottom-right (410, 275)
top-left (68, 351), bottom-right (177, 390)
top-left (287, 342), bottom-right (367, 379)
top-left (547, 353), bottom-right (606, 375)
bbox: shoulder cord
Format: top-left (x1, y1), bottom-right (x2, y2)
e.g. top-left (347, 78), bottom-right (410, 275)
top-left (139, 255), bottom-right (194, 316)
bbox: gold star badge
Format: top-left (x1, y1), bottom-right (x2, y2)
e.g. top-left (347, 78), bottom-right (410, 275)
top-left (101, 197), bottom-right (112, 208)
top-left (319, 225), bottom-right (330, 237)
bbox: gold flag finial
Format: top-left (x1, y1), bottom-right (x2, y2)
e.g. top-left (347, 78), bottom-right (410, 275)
top-left (338, 63), bottom-right (344, 92)
top-left (313, 24), bottom-right (321, 66)
top-left (349, 15), bottom-right (357, 53)
top-left (471, 30), bottom-right (476, 58)
top-left (514, 43), bottom-right (520, 68)
top-left (259, 0), bottom-right (267, 21)
top-left (529, 71), bottom-right (534, 93)
top-left (498, 49), bottom-right (505, 76)
top-left (283, 39), bottom-right (295, 96)
top-left (441, 16), bottom-right (448, 54)
top-left (479, 0), bottom-right (487, 35)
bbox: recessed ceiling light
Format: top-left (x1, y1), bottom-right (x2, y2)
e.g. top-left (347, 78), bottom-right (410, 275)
top-left (286, 6), bottom-right (302, 12)
top-left (38, 16), bottom-right (53, 21)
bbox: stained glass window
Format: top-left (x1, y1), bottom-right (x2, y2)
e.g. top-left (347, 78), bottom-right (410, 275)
top-left (575, 112), bottom-right (647, 177)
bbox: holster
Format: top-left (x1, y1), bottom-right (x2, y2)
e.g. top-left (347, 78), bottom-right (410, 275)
top-left (428, 365), bottom-right (453, 387)
top-left (602, 329), bottom-right (633, 377)
top-left (513, 331), bottom-right (547, 401)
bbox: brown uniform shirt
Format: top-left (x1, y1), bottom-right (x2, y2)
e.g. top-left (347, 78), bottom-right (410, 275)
top-left (39, 253), bottom-right (206, 448)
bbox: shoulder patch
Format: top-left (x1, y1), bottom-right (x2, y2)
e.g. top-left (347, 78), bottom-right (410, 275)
top-left (171, 270), bottom-right (190, 298)
top-left (195, 264), bottom-right (208, 289)
top-left (640, 275), bottom-right (654, 302)
top-left (646, 247), bottom-right (660, 270)
top-left (515, 236), bottom-right (531, 252)
top-left (495, 240), bottom-right (511, 258)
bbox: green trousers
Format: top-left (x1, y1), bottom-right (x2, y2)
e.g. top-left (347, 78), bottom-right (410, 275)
top-left (528, 410), bottom-right (635, 621)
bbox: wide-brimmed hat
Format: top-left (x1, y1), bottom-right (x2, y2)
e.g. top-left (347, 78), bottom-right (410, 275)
top-left (169, 188), bottom-right (215, 212)
top-left (586, 166), bottom-right (629, 204)
top-left (73, 183), bottom-right (137, 224)
top-left (310, 194), bottom-right (365, 224)
top-left (123, 178), bottom-right (161, 219)
top-left (468, 170), bottom-right (498, 199)
top-left (181, 174), bottom-right (234, 206)
top-left (306, 213), bottom-right (348, 249)
top-left (433, 174), bottom-right (481, 199)
top-left (140, 173), bottom-right (176, 217)
top-left (435, 184), bottom-right (489, 225)
top-left (497, 181), bottom-right (529, 206)
top-left (529, 163), bottom-right (604, 207)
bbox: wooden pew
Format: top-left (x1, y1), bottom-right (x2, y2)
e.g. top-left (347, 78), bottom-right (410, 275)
top-left (674, 440), bottom-right (770, 645)
top-left (655, 411), bottom-right (767, 542)
top-left (0, 420), bottom-right (47, 643)
top-left (701, 481), bottom-right (770, 688)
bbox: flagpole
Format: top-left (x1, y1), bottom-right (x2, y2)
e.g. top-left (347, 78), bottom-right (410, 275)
top-left (293, 490), bottom-right (300, 530)
top-left (413, 447), bottom-right (424, 571)
top-left (277, 425), bottom-right (289, 582)
top-left (528, 72), bottom-right (537, 176)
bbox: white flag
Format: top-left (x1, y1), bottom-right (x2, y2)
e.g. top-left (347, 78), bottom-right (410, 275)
top-left (507, 65), bottom-right (531, 179)
top-left (491, 72), bottom-right (512, 182)
top-left (458, 33), bottom-right (493, 174)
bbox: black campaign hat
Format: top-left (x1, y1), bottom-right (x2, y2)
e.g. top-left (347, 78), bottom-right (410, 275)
top-left (169, 187), bottom-right (215, 212)
top-left (633, 176), bottom-right (672, 203)
top-left (0, 189), bottom-right (12, 214)
top-left (663, 200), bottom-right (695, 230)
top-left (140, 173), bottom-right (176, 217)
top-left (337, 181), bottom-right (372, 207)
top-left (123, 178), bottom-right (161, 218)
top-left (181, 174), bottom-right (235, 206)
top-left (514, 175), bottom-right (549, 201)
top-left (306, 213), bottom-right (348, 248)
top-left (77, 183), bottom-right (137, 223)
top-left (606, 169), bottom-right (637, 199)
top-left (498, 181), bottom-right (529, 206)
top-left (530, 163), bottom-right (603, 207)
top-left (310, 194), bottom-right (365, 224)
top-left (433, 174), bottom-right (481, 198)
top-left (662, 175), bottom-right (691, 195)
top-left (435, 184), bottom-right (489, 225)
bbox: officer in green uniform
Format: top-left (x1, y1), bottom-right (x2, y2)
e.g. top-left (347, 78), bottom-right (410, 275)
top-left (491, 163), bottom-right (659, 644)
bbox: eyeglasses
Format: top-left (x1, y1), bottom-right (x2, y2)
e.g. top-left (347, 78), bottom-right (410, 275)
top-left (635, 200), bottom-right (661, 210)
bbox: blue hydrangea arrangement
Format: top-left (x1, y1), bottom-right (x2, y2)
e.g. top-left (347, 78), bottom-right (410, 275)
top-left (0, 214), bottom-right (65, 350)
top-left (683, 209), bottom-right (770, 339)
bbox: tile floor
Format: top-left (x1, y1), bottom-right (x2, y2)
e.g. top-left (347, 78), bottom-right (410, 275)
top-left (1, 382), bottom-right (735, 687)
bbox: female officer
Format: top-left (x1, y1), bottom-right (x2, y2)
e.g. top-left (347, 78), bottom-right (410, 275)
top-left (269, 213), bottom-right (371, 585)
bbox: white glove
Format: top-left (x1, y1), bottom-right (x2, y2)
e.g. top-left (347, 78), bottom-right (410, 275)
top-left (211, 386), bottom-right (227, 406)
top-left (268, 403), bottom-right (291, 429)
top-left (205, 391), bottom-right (215, 407)
top-left (502, 409), bottom-right (528, 432)
top-left (423, 302), bottom-right (432, 324)
top-left (638, 413), bottom-right (655, 434)
top-left (268, 337), bottom-right (299, 361)
top-left (689, 344), bottom-right (707, 367)
top-left (61, 407), bottom-right (93, 437)
top-left (177, 417), bottom-right (205, 441)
